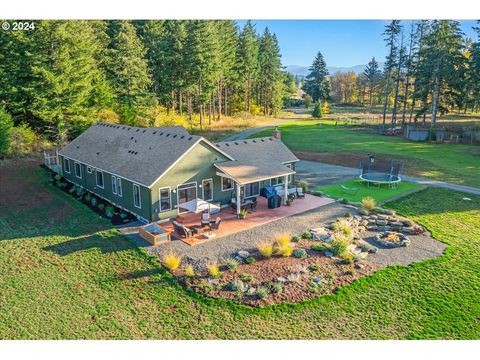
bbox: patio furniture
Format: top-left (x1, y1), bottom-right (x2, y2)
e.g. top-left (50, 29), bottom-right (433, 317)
top-left (208, 217), bottom-right (222, 231)
top-left (139, 223), bottom-right (172, 246)
top-left (296, 187), bottom-right (306, 198)
top-left (191, 225), bottom-right (205, 235)
top-left (178, 198), bottom-right (220, 213)
top-left (201, 211), bottom-right (210, 227)
top-left (172, 220), bottom-right (193, 238)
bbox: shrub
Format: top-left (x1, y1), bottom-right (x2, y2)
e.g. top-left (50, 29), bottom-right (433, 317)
top-left (75, 186), bottom-right (85, 197)
top-left (309, 263), bottom-right (320, 272)
top-left (275, 233), bottom-right (291, 248)
top-left (10, 123), bottom-right (36, 155)
top-left (312, 101), bottom-right (323, 118)
top-left (184, 265), bottom-right (195, 277)
top-left (119, 212), bottom-right (127, 219)
top-left (257, 242), bottom-right (273, 258)
top-left (340, 198), bottom-right (349, 205)
top-left (331, 233), bottom-right (350, 256)
top-left (361, 196), bottom-right (377, 211)
top-left (278, 243), bottom-right (294, 257)
top-left (311, 243), bottom-right (329, 252)
top-left (105, 206), bottom-right (114, 218)
top-left (340, 252), bottom-right (354, 264)
top-left (228, 280), bottom-right (244, 292)
top-left (291, 235), bottom-right (301, 243)
top-left (272, 282), bottom-right (283, 294)
top-left (293, 248), bottom-right (308, 259)
top-left (297, 180), bottom-right (309, 193)
top-left (226, 259), bottom-right (238, 271)
top-left (0, 108), bottom-right (14, 155)
top-left (98, 203), bottom-right (105, 211)
top-left (256, 287), bottom-right (268, 299)
top-left (239, 273), bottom-right (254, 283)
top-left (69, 187), bottom-right (76, 194)
top-left (245, 256), bottom-right (256, 264)
top-left (207, 263), bottom-right (222, 278)
top-left (358, 208), bottom-right (369, 216)
top-left (332, 218), bottom-right (353, 239)
top-left (54, 174), bottom-right (62, 181)
top-left (84, 193), bottom-right (92, 202)
top-left (309, 285), bottom-right (319, 294)
top-left (343, 211), bottom-right (352, 218)
top-left (162, 253), bottom-right (182, 271)
top-left (302, 231), bottom-right (312, 239)
top-left (90, 197), bottom-right (97, 207)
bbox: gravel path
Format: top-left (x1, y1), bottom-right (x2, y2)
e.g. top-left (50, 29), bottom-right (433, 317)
top-left (140, 202), bottom-right (447, 271)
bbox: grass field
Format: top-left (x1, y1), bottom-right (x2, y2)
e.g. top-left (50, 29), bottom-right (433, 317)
top-left (252, 119), bottom-right (480, 188)
top-left (317, 179), bottom-right (423, 204)
top-left (0, 160), bottom-right (479, 339)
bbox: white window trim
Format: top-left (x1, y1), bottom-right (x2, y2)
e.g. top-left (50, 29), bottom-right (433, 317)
top-left (117, 177), bottom-right (123, 197)
top-left (133, 184), bottom-right (142, 209)
top-left (74, 161), bottom-right (82, 179)
top-left (159, 186), bottom-right (172, 212)
top-left (63, 158), bottom-right (70, 173)
top-left (87, 166), bottom-right (93, 174)
top-left (112, 175), bottom-right (117, 195)
top-left (202, 178), bottom-right (214, 201)
top-left (221, 176), bottom-right (233, 191)
top-left (95, 170), bottom-right (104, 189)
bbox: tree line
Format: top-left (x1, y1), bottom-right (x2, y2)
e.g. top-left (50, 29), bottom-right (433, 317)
top-left (303, 20), bottom-right (480, 130)
top-left (0, 20), bottom-right (293, 151)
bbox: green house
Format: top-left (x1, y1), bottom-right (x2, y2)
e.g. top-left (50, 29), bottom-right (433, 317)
top-left (57, 122), bottom-right (298, 222)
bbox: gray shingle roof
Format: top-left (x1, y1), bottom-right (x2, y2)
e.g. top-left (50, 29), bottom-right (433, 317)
top-left (58, 123), bottom-right (202, 187)
top-left (215, 137), bottom-right (298, 164)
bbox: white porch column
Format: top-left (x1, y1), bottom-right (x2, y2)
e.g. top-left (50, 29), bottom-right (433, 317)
top-left (283, 175), bottom-right (289, 205)
top-left (236, 182), bottom-right (241, 217)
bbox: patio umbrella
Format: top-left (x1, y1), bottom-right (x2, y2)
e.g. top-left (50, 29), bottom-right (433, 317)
top-left (177, 198), bottom-right (220, 213)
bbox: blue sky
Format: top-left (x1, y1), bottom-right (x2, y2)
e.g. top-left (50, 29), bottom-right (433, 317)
top-left (236, 20), bottom-right (479, 67)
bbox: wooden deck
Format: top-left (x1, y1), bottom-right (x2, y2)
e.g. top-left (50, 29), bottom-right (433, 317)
top-left (162, 194), bottom-right (334, 246)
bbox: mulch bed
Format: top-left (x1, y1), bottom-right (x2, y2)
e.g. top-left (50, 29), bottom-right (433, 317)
top-left (42, 165), bottom-right (137, 226)
top-left (174, 237), bottom-right (380, 307)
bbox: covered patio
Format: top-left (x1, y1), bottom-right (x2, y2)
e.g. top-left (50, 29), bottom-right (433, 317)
top-left (162, 194), bottom-right (334, 246)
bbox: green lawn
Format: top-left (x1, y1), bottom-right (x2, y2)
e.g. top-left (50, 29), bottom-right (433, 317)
top-left (317, 179), bottom-right (423, 204)
top-left (251, 119), bottom-right (480, 188)
top-left (0, 161), bottom-right (479, 339)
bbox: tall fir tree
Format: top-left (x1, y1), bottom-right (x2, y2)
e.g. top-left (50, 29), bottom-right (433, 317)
top-left (237, 20), bottom-right (259, 112)
top-left (303, 51), bottom-right (330, 103)
top-left (363, 57), bottom-right (382, 107)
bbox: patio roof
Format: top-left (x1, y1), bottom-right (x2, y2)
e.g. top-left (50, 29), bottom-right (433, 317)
top-left (214, 161), bottom-right (295, 185)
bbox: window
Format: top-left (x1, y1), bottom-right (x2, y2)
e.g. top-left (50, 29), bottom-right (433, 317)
top-left (63, 158), bottom-right (70, 173)
top-left (221, 177), bottom-right (233, 191)
top-left (95, 170), bottom-right (104, 188)
top-left (117, 177), bottom-right (122, 197)
top-left (111, 175), bottom-right (117, 194)
top-left (87, 166), bottom-right (93, 174)
top-left (159, 187), bottom-right (171, 212)
top-left (74, 162), bottom-right (82, 178)
top-left (202, 179), bottom-right (213, 201)
top-left (244, 182), bottom-right (260, 198)
top-left (133, 184), bottom-right (141, 208)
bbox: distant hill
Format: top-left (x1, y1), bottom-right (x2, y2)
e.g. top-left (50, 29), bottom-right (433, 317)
top-left (286, 63), bottom-right (384, 76)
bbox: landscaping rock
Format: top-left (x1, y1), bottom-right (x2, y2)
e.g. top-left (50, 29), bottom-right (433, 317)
top-left (277, 277), bottom-right (287, 283)
top-left (355, 263), bottom-right (365, 269)
top-left (234, 256), bottom-right (244, 263)
top-left (377, 214), bottom-right (388, 220)
top-left (247, 287), bottom-right (256, 296)
top-left (207, 278), bottom-right (220, 286)
top-left (391, 221), bottom-right (404, 228)
top-left (368, 246), bottom-right (379, 254)
top-left (320, 234), bottom-right (332, 242)
top-left (237, 250), bottom-right (250, 259)
top-left (369, 215), bottom-right (378, 220)
top-left (325, 251), bottom-right (334, 258)
top-left (376, 219), bottom-right (388, 226)
top-left (367, 225), bottom-right (378, 231)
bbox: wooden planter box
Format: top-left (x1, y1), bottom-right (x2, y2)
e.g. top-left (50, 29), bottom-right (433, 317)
top-left (139, 223), bottom-right (172, 246)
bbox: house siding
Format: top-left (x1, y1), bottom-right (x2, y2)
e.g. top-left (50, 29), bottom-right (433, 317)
top-left (59, 155), bottom-right (151, 221)
top-left (150, 142), bottom-right (231, 221)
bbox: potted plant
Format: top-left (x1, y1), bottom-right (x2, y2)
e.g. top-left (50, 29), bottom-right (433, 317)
top-left (239, 208), bottom-right (248, 219)
top-left (286, 194), bottom-right (295, 206)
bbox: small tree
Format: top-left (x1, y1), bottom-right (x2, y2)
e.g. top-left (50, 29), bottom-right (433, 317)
top-left (0, 108), bottom-right (14, 155)
top-left (312, 101), bottom-right (323, 118)
top-left (304, 95), bottom-right (312, 109)
top-left (322, 101), bottom-right (329, 116)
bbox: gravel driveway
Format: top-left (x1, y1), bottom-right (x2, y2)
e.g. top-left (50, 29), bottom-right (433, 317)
top-left (138, 202), bottom-right (447, 271)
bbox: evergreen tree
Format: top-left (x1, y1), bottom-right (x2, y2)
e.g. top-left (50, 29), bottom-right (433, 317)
top-left (312, 101), bottom-right (323, 118)
top-left (303, 51), bottom-right (330, 102)
top-left (467, 22), bottom-right (480, 111)
top-left (381, 20), bottom-right (402, 128)
top-left (0, 108), bottom-right (14, 155)
top-left (237, 20), bottom-right (259, 112)
top-left (107, 20), bottom-right (155, 123)
top-left (363, 57), bottom-right (381, 107)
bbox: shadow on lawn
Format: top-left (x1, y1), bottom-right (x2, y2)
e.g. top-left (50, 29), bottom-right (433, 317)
top-left (43, 232), bottom-right (136, 256)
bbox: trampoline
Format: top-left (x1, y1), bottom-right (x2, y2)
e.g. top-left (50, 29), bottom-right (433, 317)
top-left (359, 158), bottom-right (403, 189)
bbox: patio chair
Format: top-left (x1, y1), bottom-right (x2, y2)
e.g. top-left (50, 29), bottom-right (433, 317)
top-left (296, 187), bottom-right (306, 198)
top-left (200, 210), bottom-right (210, 227)
top-left (340, 184), bottom-right (359, 194)
top-left (209, 217), bottom-right (222, 231)
top-left (172, 220), bottom-right (193, 238)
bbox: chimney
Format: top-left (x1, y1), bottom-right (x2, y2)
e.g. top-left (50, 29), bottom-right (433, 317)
top-left (272, 127), bottom-right (281, 140)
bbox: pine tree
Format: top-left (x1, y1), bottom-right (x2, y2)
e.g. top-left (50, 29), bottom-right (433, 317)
top-left (237, 21), bottom-right (259, 112)
top-left (107, 20), bottom-right (155, 123)
top-left (381, 20), bottom-right (402, 128)
top-left (363, 57), bottom-right (381, 107)
top-left (312, 101), bottom-right (323, 118)
top-left (467, 22), bottom-right (480, 111)
top-left (391, 31), bottom-right (406, 127)
top-left (303, 51), bottom-right (330, 102)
